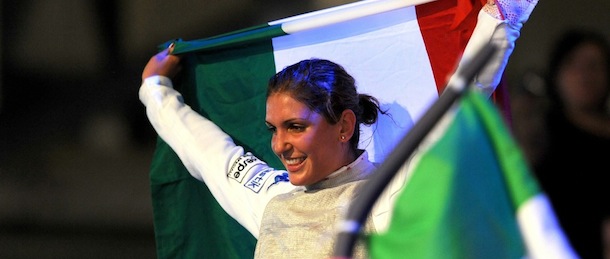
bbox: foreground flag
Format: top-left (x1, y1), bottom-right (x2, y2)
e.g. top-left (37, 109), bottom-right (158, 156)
top-left (149, 0), bottom-right (490, 257)
top-left (368, 91), bottom-right (577, 258)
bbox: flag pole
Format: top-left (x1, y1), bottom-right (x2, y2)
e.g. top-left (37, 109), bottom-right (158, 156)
top-left (332, 42), bottom-right (498, 259)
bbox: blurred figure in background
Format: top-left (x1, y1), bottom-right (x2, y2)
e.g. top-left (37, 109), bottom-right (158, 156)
top-left (513, 29), bottom-right (610, 259)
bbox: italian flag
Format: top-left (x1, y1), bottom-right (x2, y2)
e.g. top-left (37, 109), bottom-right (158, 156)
top-left (148, 0), bottom-right (498, 258)
top-left (367, 90), bottom-right (577, 258)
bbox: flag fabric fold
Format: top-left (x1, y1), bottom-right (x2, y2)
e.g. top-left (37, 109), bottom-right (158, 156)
top-left (149, 0), bottom-right (487, 257)
top-left (367, 91), bottom-right (577, 259)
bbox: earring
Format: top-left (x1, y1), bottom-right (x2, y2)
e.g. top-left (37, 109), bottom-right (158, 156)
top-left (341, 135), bottom-right (346, 140)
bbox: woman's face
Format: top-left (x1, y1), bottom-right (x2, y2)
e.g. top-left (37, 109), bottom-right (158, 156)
top-left (557, 42), bottom-right (609, 111)
top-left (265, 93), bottom-right (346, 186)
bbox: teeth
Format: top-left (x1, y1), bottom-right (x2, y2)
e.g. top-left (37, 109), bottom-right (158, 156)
top-left (285, 157), bottom-right (304, 165)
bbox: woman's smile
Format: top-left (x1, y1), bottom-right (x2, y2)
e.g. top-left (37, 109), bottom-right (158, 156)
top-left (283, 155), bottom-right (306, 172)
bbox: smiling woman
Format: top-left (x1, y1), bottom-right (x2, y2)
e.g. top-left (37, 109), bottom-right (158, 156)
top-left (138, 1), bottom-right (528, 257)
top-left (141, 53), bottom-right (395, 258)
top-left (264, 59), bottom-right (385, 186)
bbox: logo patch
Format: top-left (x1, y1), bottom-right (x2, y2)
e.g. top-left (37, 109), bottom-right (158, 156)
top-left (244, 168), bottom-right (277, 193)
top-left (228, 153), bottom-right (265, 183)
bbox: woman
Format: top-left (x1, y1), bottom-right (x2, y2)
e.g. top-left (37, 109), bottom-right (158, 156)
top-left (142, 54), bottom-right (395, 258)
top-left (139, 1), bottom-right (533, 257)
top-left (530, 29), bottom-right (610, 259)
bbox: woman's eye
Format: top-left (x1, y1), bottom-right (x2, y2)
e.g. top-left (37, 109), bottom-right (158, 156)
top-left (266, 125), bottom-right (276, 133)
top-left (288, 124), bottom-right (305, 132)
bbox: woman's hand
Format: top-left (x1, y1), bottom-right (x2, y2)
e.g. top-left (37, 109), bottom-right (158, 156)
top-left (141, 43), bottom-right (182, 81)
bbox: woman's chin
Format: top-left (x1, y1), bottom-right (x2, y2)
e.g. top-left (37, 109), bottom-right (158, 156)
top-left (287, 172), bottom-right (314, 186)
top-left (288, 175), bottom-right (305, 186)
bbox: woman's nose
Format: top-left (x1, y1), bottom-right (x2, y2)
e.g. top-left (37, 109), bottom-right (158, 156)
top-left (271, 131), bottom-right (289, 155)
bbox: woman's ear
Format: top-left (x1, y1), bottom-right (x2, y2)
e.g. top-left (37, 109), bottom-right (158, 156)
top-left (339, 109), bottom-right (356, 142)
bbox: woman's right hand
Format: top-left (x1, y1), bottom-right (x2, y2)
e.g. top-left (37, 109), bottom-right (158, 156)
top-left (141, 44), bottom-right (182, 81)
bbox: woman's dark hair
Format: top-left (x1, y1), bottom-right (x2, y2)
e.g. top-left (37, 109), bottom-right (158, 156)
top-left (267, 58), bottom-right (386, 152)
top-left (547, 29), bottom-right (610, 107)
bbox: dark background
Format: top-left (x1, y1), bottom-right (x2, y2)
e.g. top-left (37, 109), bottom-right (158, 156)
top-left (1, 0), bottom-right (609, 258)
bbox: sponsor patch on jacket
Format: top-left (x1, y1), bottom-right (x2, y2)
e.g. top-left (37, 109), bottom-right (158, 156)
top-left (228, 153), bottom-right (265, 183)
top-left (244, 168), bottom-right (277, 193)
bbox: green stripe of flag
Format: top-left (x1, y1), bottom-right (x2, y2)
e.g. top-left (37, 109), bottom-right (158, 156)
top-left (170, 24), bottom-right (285, 55)
top-left (368, 91), bottom-right (540, 258)
top-left (150, 33), bottom-right (279, 259)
